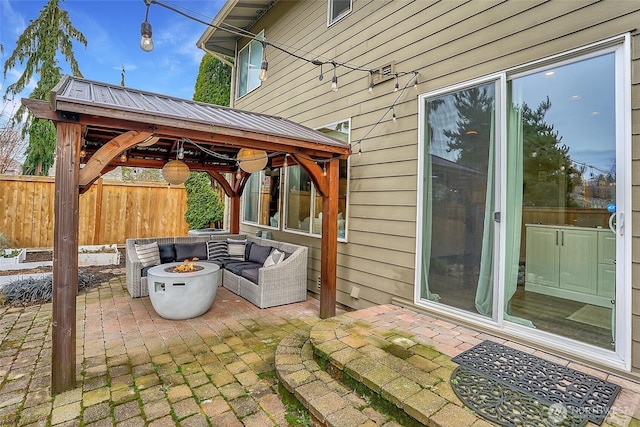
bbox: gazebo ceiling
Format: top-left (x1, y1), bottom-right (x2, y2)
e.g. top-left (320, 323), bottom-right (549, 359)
top-left (23, 75), bottom-right (350, 174)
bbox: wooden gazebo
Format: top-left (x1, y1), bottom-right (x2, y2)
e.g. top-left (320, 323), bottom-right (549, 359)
top-left (22, 75), bottom-right (351, 393)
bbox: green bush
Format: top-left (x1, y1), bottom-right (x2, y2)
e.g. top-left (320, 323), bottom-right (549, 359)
top-left (0, 233), bottom-right (9, 250)
top-left (184, 172), bottom-right (225, 230)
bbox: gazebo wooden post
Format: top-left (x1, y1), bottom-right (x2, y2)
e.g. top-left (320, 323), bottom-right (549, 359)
top-left (229, 195), bottom-right (241, 234)
top-left (320, 157), bottom-right (340, 319)
top-left (51, 121), bottom-right (82, 393)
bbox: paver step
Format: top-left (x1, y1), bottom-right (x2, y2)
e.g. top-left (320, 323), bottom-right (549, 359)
top-left (275, 312), bottom-right (490, 427)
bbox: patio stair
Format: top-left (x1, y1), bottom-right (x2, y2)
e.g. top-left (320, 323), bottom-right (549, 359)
top-left (275, 308), bottom-right (487, 427)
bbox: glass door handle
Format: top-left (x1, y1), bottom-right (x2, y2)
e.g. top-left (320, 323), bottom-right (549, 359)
top-left (609, 212), bottom-right (623, 235)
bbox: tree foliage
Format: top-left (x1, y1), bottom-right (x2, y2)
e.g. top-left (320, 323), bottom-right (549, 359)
top-left (121, 167), bottom-right (164, 182)
top-left (193, 54), bottom-right (232, 106)
top-left (22, 119), bottom-right (56, 175)
top-left (444, 86), bottom-right (494, 172)
top-left (3, 0), bottom-right (87, 175)
top-left (184, 172), bottom-right (225, 230)
top-left (521, 98), bottom-right (581, 207)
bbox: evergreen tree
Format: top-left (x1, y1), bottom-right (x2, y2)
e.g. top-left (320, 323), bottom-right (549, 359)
top-left (2, 0), bottom-right (87, 175)
top-left (443, 86), bottom-right (494, 172)
top-left (184, 172), bottom-right (225, 230)
top-left (193, 54), bottom-right (232, 106)
top-left (521, 98), bottom-right (581, 207)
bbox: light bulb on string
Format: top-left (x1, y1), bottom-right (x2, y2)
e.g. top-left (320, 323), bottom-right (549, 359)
top-left (259, 41), bottom-right (268, 82)
top-left (331, 62), bottom-right (338, 92)
top-left (392, 106), bottom-right (397, 122)
top-left (120, 151), bottom-right (128, 162)
top-left (394, 74), bottom-right (399, 92)
top-left (140, 0), bottom-right (154, 52)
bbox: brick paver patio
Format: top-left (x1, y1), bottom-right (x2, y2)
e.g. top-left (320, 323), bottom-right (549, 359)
top-left (1, 274), bottom-right (639, 426)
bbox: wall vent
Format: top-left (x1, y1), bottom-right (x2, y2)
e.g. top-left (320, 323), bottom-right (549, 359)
top-left (372, 61), bottom-right (395, 85)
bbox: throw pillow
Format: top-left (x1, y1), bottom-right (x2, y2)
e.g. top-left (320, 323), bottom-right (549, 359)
top-left (227, 238), bottom-right (247, 260)
top-left (263, 249), bottom-right (285, 268)
top-left (135, 242), bottom-right (161, 267)
top-left (248, 244), bottom-right (273, 265)
top-left (207, 240), bottom-right (228, 261)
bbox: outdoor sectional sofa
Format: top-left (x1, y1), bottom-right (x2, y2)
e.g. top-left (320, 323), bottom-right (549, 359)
top-left (125, 234), bottom-right (308, 309)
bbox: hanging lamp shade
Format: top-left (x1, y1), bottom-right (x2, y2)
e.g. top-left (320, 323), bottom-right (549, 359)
top-left (237, 148), bottom-right (268, 173)
top-left (162, 159), bottom-right (190, 185)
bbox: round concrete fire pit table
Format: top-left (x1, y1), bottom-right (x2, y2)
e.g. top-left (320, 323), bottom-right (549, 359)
top-left (147, 262), bottom-right (221, 320)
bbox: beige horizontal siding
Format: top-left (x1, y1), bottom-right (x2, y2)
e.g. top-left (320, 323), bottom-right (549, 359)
top-left (234, 0), bottom-right (640, 373)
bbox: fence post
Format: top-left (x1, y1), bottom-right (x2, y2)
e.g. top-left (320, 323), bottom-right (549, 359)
top-left (93, 178), bottom-right (103, 244)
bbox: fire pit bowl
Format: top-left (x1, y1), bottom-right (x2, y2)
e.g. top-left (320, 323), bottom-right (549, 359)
top-left (147, 262), bottom-right (220, 320)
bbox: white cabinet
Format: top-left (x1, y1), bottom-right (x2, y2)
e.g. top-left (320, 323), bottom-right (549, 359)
top-left (524, 225), bottom-right (615, 307)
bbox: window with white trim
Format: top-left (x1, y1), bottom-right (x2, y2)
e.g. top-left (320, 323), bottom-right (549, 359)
top-left (284, 120), bottom-right (349, 239)
top-left (328, 0), bottom-right (351, 25)
top-left (242, 168), bottom-right (281, 228)
top-left (236, 31), bottom-right (264, 98)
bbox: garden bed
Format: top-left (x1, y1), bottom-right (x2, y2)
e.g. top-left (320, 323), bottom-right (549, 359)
top-left (0, 249), bottom-right (26, 266)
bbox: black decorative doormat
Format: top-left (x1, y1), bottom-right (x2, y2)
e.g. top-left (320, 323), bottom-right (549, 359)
top-left (451, 340), bottom-right (621, 426)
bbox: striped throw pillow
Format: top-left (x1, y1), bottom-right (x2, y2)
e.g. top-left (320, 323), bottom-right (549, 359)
top-left (226, 238), bottom-right (246, 260)
top-left (134, 242), bottom-right (161, 267)
top-left (207, 240), bottom-right (228, 261)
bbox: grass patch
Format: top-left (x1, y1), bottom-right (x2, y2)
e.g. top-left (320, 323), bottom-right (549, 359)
top-left (278, 383), bottom-right (312, 427)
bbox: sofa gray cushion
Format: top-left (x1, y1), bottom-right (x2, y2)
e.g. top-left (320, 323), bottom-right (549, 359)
top-left (174, 242), bottom-right (207, 261)
top-left (158, 244), bottom-right (176, 264)
top-left (225, 261), bottom-right (261, 275)
top-left (241, 268), bottom-right (259, 284)
top-left (248, 244), bottom-right (273, 265)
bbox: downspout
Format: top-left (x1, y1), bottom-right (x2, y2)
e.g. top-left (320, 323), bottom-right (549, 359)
top-left (198, 43), bottom-right (237, 109)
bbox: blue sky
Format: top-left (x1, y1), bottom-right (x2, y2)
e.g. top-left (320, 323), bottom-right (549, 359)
top-left (1, 0), bottom-right (226, 120)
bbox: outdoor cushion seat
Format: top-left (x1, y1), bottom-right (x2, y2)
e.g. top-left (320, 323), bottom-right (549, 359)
top-left (141, 265), bottom-right (154, 277)
top-left (225, 261), bottom-right (262, 275)
top-left (241, 268), bottom-right (259, 284)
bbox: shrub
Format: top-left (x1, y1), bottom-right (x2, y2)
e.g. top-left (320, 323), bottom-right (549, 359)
top-left (184, 172), bottom-right (224, 230)
top-left (0, 233), bottom-right (9, 250)
top-left (0, 272), bottom-right (94, 306)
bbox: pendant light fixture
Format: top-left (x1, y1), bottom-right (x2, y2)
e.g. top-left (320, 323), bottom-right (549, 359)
top-left (237, 148), bottom-right (268, 173)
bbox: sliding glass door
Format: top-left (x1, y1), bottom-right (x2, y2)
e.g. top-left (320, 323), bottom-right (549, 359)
top-left (418, 43), bottom-right (627, 355)
top-left (508, 52), bottom-right (618, 349)
top-left (419, 81), bottom-right (497, 318)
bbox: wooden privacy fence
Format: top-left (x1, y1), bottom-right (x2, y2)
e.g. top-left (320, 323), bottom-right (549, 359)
top-left (0, 175), bottom-right (189, 248)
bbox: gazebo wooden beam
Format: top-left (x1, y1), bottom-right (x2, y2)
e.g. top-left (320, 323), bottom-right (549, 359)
top-left (79, 131), bottom-right (152, 190)
top-left (52, 122), bottom-right (82, 393)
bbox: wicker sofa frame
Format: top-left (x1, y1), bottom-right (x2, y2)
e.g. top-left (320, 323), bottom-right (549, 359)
top-left (125, 234), bottom-right (309, 309)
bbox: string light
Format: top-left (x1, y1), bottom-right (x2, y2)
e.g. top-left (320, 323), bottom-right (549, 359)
top-left (331, 62), bottom-right (338, 92)
top-left (394, 74), bottom-right (399, 92)
top-left (259, 41), bottom-right (269, 82)
top-left (352, 71), bottom-right (419, 154)
top-left (368, 71), bottom-right (374, 93)
top-left (120, 150), bottom-right (128, 162)
top-left (80, 144), bottom-right (87, 159)
top-left (392, 106), bottom-right (397, 122)
top-left (140, 0), bottom-right (154, 52)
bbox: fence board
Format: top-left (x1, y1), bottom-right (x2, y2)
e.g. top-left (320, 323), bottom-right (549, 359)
top-left (0, 175), bottom-right (189, 248)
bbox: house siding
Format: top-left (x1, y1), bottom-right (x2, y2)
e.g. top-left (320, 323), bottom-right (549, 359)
top-left (228, 1), bottom-right (640, 376)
